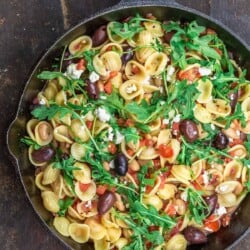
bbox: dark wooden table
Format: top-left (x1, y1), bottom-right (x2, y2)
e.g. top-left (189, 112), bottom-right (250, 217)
top-left (1, 0), bottom-right (250, 249)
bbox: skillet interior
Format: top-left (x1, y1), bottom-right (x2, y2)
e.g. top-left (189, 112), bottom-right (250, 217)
top-left (7, 1), bottom-right (250, 249)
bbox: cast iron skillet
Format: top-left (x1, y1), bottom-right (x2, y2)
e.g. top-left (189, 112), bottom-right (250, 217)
top-left (7, 0), bottom-right (250, 249)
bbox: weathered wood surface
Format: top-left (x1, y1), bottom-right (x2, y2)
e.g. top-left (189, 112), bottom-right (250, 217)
top-left (0, 0), bottom-right (250, 249)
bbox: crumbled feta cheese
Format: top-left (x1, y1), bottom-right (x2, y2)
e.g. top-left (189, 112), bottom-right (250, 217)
top-left (173, 114), bottom-right (181, 123)
top-left (159, 86), bottom-right (164, 93)
top-left (89, 71), bottom-right (100, 82)
top-left (126, 84), bottom-right (137, 94)
top-left (215, 206), bottom-right (227, 216)
top-left (199, 67), bottom-right (212, 76)
top-left (202, 171), bottom-right (209, 185)
top-left (236, 130), bottom-right (241, 136)
top-left (85, 200), bottom-right (92, 208)
top-left (95, 107), bottom-right (111, 122)
top-left (66, 63), bottom-right (83, 79)
top-left (167, 65), bottom-right (175, 81)
top-left (210, 124), bottom-right (216, 130)
top-left (180, 191), bottom-right (188, 202)
top-left (162, 118), bottom-right (170, 125)
top-left (100, 95), bottom-right (107, 100)
top-left (107, 127), bottom-right (114, 141)
top-left (219, 185), bottom-right (228, 192)
top-left (39, 99), bottom-right (46, 105)
top-left (229, 137), bottom-right (233, 142)
top-left (143, 76), bottom-right (151, 85)
top-left (115, 131), bottom-right (124, 144)
top-left (109, 160), bottom-right (115, 169)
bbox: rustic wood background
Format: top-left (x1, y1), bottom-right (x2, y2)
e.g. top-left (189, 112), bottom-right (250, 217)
top-left (1, 0), bottom-right (250, 249)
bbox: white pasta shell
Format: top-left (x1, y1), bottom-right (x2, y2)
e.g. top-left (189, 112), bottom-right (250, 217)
top-left (218, 193), bottom-right (237, 207)
top-left (148, 118), bottom-right (161, 135)
top-left (93, 54), bottom-right (108, 76)
top-left (53, 217), bottom-right (70, 237)
top-left (119, 80), bottom-right (143, 101)
top-left (241, 96), bottom-right (250, 113)
top-left (114, 238), bottom-right (129, 249)
top-left (107, 22), bottom-right (125, 44)
top-left (193, 104), bottom-right (212, 123)
top-left (206, 99), bottom-right (231, 117)
top-left (156, 129), bottom-right (171, 147)
top-left (85, 217), bottom-right (107, 240)
top-left (100, 42), bottom-right (123, 55)
top-left (55, 90), bottom-right (67, 106)
top-left (100, 51), bottom-right (122, 72)
top-left (35, 172), bottom-right (51, 191)
top-left (157, 183), bottom-right (177, 200)
top-left (75, 181), bottom-right (96, 202)
top-left (142, 84), bottom-right (159, 93)
top-left (68, 223), bottom-right (90, 243)
top-left (51, 175), bottom-right (64, 199)
top-left (125, 60), bottom-right (147, 82)
top-left (41, 191), bottom-right (60, 213)
top-left (94, 235), bottom-right (110, 250)
top-left (144, 21), bottom-right (164, 37)
top-left (70, 119), bottom-right (89, 142)
top-left (110, 72), bottom-right (123, 89)
top-left (215, 180), bottom-right (242, 194)
top-left (68, 94), bottom-right (86, 106)
top-left (107, 227), bottom-right (122, 243)
top-left (34, 121), bottom-right (53, 146)
top-left (68, 35), bottom-right (92, 55)
top-left (240, 111), bottom-right (250, 134)
top-left (73, 162), bottom-right (91, 183)
top-left (238, 83), bottom-right (250, 101)
top-left (43, 80), bottom-right (58, 101)
top-left (101, 213), bottom-right (119, 229)
top-left (224, 160), bottom-right (243, 180)
top-left (171, 165), bottom-right (191, 185)
top-left (196, 79), bottom-right (213, 103)
top-left (144, 176), bottom-right (162, 196)
top-left (42, 163), bottom-right (60, 185)
top-left (143, 194), bottom-right (163, 211)
top-left (52, 113), bottom-right (71, 127)
top-left (241, 166), bottom-right (248, 184)
top-left (136, 30), bottom-right (153, 45)
top-left (76, 201), bottom-right (98, 218)
top-left (93, 120), bottom-right (109, 135)
top-left (70, 142), bottom-right (86, 161)
top-left (191, 159), bottom-right (206, 179)
top-left (138, 146), bottom-right (159, 160)
top-left (26, 119), bottom-right (39, 141)
top-left (165, 234), bottom-right (187, 250)
top-left (227, 144), bottom-right (247, 159)
top-left (67, 206), bottom-right (85, 221)
top-left (135, 47), bottom-right (155, 63)
top-left (53, 125), bottom-right (73, 143)
top-left (145, 52), bottom-right (169, 76)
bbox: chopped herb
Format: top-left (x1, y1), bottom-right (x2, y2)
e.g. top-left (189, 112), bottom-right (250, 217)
top-left (20, 136), bottom-right (41, 150)
top-left (122, 127), bottom-right (140, 144)
top-left (58, 197), bottom-right (74, 216)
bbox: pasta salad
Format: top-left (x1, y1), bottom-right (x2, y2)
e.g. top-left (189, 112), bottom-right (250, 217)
top-left (21, 13), bottom-right (250, 250)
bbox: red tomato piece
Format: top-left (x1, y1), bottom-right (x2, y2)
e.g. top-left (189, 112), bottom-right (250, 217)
top-left (79, 183), bottom-right (91, 192)
top-left (158, 144), bottom-right (174, 158)
top-left (104, 81), bottom-right (112, 94)
top-left (76, 59), bottom-right (85, 70)
top-left (96, 185), bottom-right (108, 195)
top-left (108, 142), bottom-right (117, 154)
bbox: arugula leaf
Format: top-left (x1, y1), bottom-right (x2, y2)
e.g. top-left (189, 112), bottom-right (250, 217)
top-left (135, 122), bottom-right (150, 133)
top-left (58, 197), bottom-right (74, 216)
top-left (125, 100), bottom-right (151, 121)
top-left (83, 50), bottom-right (98, 72)
top-left (122, 127), bottom-right (140, 144)
top-left (187, 188), bottom-right (209, 224)
top-left (20, 136), bottom-right (41, 150)
top-left (31, 104), bottom-right (70, 120)
top-left (37, 71), bottom-right (66, 80)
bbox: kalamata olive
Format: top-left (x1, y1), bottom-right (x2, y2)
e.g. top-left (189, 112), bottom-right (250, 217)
top-left (212, 132), bottom-right (229, 149)
top-left (114, 153), bottom-right (128, 176)
top-left (179, 119), bottom-right (199, 143)
top-left (228, 91), bottom-right (238, 113)
top-left (92, 25), bottom-right (107, 47)
top-left (183, 226), bottom-right (208, 244)
top-left (85, 80), bottom-right (99, 99)
top-left (163, 31), bottom-right (175, 43)
top-left (121, 47), bottom-right (134, 64)
top-left (240, 131), bottom-right (247, 141)
top-left (31, 146), bottom-right (55, 163)
top-left (97, 190), bottom-right (116, 215)
top-left (204, 194), bottom-right (218, 215)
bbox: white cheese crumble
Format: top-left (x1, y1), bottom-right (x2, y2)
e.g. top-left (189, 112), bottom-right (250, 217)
top-left (85, 200), bottom-right (92, 208)
top-left (66, 63), bottom-right (83, 79)
top-left (100, 95), bottom-right (107, 100)
top-left (219, 185), bottom-right (228, 193)
top-left (89, 71), bottom-right (100, 82)
top-left (107, 127), bottom-right (114, 141)
top-left (126, 84), bottom-right (137, 94)
top-left (210, 124), bottom-right (216, 130)
top-left (236, 130), bottom-right (241, 136)
top-left (167, 65), bottom-right (175, 81)
top-left (180, 190), bottom-right (188, 202)
top-left (109, 159), bottom-right (115, 169)
top-left (95, 107), bottom-right (111, 122)
top-left (199, 67), bottom-right (212, 76)
top-left (115, 131), bottom-right (124, 144)
top-left (173, 114), bottom-right (181, 123)
top-left (159, 86), bottom-right (164, 93)
top-left (162, 118), bottom-right (170, 125)
top-left (229, 137), bottom-right (233, 142)
top-left (202, 171), bottom-right (209, 185)
top-left (215, 206), bottom-right (227, 216)
top-left (39, 99), bottom-right (46, 105)
top-left (143, 76), bottom-right (151, 85)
